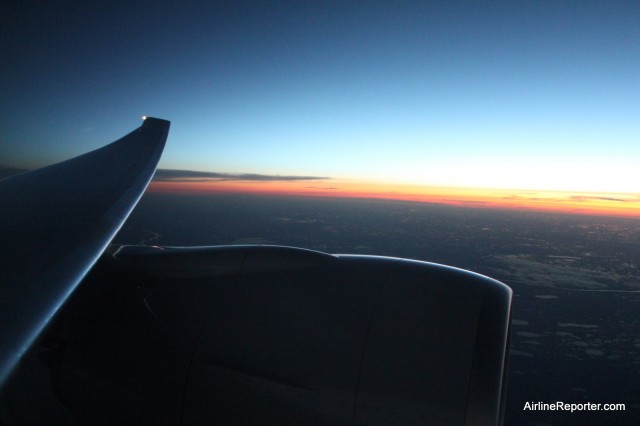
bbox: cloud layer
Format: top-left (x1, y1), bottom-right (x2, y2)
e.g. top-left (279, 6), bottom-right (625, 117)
top-left (153, 169), bottom-right (329, 182)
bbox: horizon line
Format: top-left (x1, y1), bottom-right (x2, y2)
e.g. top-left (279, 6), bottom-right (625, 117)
top-left (148, 178), bottom-right (640, 219)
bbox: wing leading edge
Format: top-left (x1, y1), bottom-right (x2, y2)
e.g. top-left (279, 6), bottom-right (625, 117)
top-left (0, 117), bottom-right (170, 385)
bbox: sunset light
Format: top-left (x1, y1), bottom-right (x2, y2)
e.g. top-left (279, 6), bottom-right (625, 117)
top-left (149, 178), bottom-right (640, 218)
top-left (4, 2), bottom-right (640, 424)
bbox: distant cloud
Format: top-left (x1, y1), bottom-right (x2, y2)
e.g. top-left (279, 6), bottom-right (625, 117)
top-left (489, 254), bottom-right (627, 290)
top-left (569, 195), bottom-right (633, 203)
top-left (503, 193), bottom-right (639, 204)
top-left (502, 194), bottom-right (562, 202)
top-left (444, 199), bottom-right (489, 205)
top-left (153, 169), bottom-right (330, 182)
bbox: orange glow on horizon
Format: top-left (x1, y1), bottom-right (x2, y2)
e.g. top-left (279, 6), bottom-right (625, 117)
top-left (148, 179), bottom-right (640, 218)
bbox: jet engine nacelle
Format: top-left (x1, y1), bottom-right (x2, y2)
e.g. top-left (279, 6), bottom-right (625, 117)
top-left (3, 245), bottom-right (511, 426)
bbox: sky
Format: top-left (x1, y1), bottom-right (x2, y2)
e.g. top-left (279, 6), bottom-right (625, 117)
top-left (2, 1), bottom-right (639, 213)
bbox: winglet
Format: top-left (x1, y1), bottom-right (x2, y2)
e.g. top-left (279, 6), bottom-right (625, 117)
top-left (0, 117), bottom-right (170, 386)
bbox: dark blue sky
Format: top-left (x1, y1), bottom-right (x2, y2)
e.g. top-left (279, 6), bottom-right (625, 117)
top-left (2, 1), bottom-right (639, 192)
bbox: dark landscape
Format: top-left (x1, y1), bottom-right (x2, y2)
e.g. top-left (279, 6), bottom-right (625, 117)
top-left (114, 192), bottom-right (640, 425)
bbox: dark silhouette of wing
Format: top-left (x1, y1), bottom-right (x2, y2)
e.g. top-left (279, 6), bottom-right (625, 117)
top-left (0, 117), bottom-right (169, 385)
top-left (0, 118), bottom-right (511, 425)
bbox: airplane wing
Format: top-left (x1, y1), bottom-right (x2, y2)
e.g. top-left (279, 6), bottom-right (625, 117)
top-left (0, 117), bottom-right (170, 385)
top-left (0, 118), bottom-right (511, 426)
